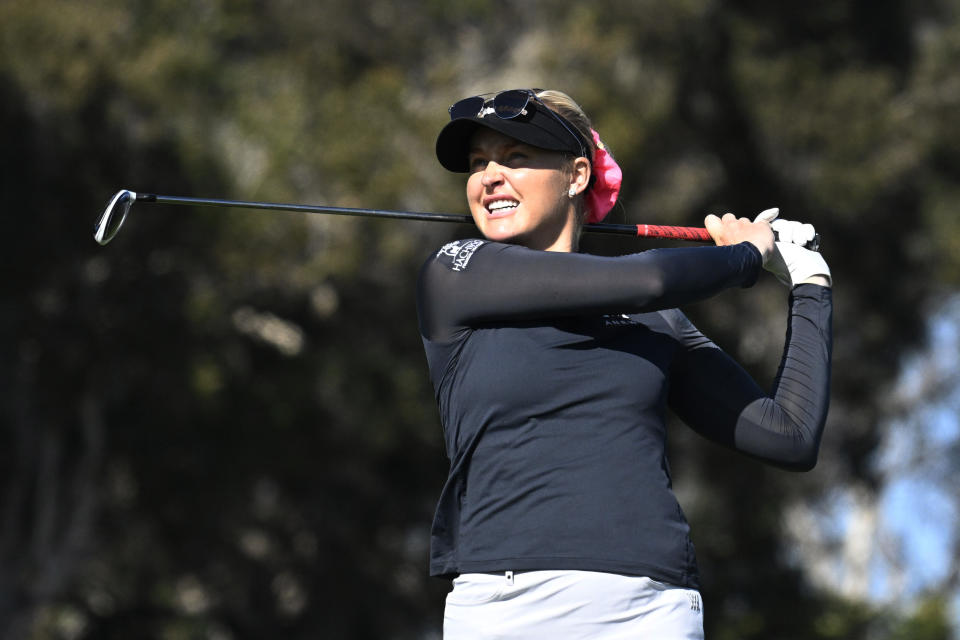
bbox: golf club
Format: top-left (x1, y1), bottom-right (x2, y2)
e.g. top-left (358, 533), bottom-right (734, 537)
top-left (93, 190), bottom-right (820, 250)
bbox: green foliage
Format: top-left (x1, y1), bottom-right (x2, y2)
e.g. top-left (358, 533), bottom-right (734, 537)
top-left (888, 596), bottom-right (954, 640)
top-left (2, 0), bottom-right (959, 637)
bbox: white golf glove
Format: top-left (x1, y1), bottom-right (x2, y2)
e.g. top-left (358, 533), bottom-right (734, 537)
top-left (754, 208), bottom-right (831, 288)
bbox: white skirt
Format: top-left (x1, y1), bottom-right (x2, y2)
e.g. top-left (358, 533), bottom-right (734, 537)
top-left (443, 570), bottom-right (704, 639)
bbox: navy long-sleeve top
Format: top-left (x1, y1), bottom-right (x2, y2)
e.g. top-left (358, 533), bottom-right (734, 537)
top-left (416, 239), bottom-right (832, 587)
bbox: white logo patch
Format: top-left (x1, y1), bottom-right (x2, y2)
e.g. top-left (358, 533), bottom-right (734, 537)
top-left (437, 240), bottom-right (463, 259)
top-left (438, 239), bottom-right (485, 272)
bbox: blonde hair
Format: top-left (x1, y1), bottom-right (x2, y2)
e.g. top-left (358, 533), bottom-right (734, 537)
top-left (535, 90), bottom-right (597, 161)
top-left (535, 90), bottom-right (598, 229)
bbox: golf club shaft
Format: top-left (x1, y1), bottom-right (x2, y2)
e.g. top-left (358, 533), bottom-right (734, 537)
top-left (136, 193), bottom-right (713, 241)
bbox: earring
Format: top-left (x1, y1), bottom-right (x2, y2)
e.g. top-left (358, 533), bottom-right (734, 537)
top-left (568, 186), bottom-right (577, 198)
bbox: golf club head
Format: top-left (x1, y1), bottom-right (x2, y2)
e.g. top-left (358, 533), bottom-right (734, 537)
top-left (94, 190), bottom-right (136, 245)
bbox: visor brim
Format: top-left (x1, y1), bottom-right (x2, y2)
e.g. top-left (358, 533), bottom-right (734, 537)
top-left (435, 107), bottom-right (588, 173)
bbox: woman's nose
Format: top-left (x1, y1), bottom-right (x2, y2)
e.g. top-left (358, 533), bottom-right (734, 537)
top-left (480, 162), bottom-right (504, 188)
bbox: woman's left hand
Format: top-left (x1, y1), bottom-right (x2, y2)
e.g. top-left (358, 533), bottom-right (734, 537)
top-left (752, 208), bottom-right (832, 288)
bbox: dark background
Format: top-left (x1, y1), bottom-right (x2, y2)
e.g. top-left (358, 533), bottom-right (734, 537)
top-left (3, 1), bottom-right (959, 638)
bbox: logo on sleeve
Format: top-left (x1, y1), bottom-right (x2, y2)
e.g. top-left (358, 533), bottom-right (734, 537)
top-left (602, 313), bottom-right (637, 328)
top-left (437, 239), bottom-right (485, 272)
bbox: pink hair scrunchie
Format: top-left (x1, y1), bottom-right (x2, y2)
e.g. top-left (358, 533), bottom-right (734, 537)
top-left (585, 129), bottom-right (622, 223)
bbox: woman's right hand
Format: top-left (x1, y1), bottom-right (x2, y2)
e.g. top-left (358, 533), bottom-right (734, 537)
top-left (704, 213), bottom-right (775, 264)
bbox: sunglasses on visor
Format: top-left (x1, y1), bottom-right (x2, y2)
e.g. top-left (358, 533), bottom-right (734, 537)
top-left (448, 89), bottom-right (587, 160)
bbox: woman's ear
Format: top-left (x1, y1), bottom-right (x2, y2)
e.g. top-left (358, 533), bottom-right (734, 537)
top-left (568, 157), bottom-right (592, 197)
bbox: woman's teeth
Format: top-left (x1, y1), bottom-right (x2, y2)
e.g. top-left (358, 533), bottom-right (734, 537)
top-left (487, 200), bottom-right (519, 213)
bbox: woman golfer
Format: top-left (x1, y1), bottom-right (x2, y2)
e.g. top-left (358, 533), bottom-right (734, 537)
top-left (416, 89), bottom-right (832, 638)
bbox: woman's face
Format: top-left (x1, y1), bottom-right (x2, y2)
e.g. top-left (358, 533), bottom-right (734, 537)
top-left (465, 128), bottom-right (582, 252)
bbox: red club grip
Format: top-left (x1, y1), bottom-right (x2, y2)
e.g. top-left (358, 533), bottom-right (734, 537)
top-left (636, 225), bottom-right (713, 242)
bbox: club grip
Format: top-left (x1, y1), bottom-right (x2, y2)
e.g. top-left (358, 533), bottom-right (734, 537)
top-left (635, 225), bottom-right (821, 251)
top-left (636, 225), bottom-right (712, 242)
